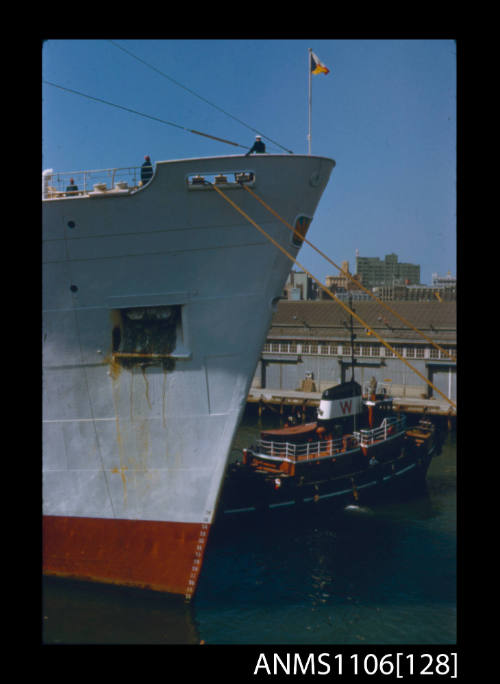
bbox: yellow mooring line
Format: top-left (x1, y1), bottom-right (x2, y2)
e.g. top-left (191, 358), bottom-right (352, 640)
top-left (241, 184), bottom-right (456, 364)
top-left (209, 182), bottom-right (456, 411)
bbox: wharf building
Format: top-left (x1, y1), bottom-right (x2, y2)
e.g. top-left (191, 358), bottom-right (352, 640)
top-left (252, 299), bottom-right (456, 404)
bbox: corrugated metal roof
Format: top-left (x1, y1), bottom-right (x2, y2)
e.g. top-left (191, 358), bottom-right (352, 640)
top-left (268, 300), bottom-right (456, 343)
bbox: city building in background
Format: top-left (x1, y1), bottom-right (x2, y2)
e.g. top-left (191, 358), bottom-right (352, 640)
top-left (284, 270), bottom-right (319, 300)
top-left (355, 251), bottom-right (421, 288)
top-left (322, 260), bottom-right (369, 301)
top-left (324, 261), bottom-right (362, 292)
top-left (284, 258), bottom-right (455, 303)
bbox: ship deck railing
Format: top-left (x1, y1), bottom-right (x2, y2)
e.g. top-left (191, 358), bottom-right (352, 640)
top-left (253, 435), bottom-right (350, 464)
top-left (42, 166), bottom-right (145, 198)
top-left (42, 166), bottom-right (256, 199)
top-left (354, 415), bottom-right (406, 447)
top-left (251, 416), bottom-right (407, 465)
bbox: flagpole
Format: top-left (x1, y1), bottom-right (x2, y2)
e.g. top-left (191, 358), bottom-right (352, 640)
top-left (308, 48), bottom-right (312, 155)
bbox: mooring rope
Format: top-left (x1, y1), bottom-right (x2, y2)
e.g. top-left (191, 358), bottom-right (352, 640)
top-left (208, 181), bottom-right (456, 410)
top-left (241, 184), bottom-right (456, 363)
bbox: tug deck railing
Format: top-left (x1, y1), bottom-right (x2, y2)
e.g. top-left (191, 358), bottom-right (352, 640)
top-left (356, 416), bottom-right (406, 447)
top-left (251, 416), bottom-right (406, 464)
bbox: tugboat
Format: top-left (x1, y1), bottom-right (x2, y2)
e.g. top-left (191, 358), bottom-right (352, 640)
top-left (218, 309), bottom-right (440, 518)
top-left (219, 380), bottom-right (438, 517)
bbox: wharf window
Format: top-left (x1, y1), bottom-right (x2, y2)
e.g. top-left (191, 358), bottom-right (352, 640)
top-left (263, 343), bottom-right (271, 352)
top-left (393, 344), bottom-right (404, 358)
top-left (430, 347), bottom-right (439, 359)
top-left (416, 346), bottom-right (425, 359)
top-left (371, 345), bottom-right (380, 357)
top-left (289, 342), bottom-right (297, 353)
top-left (406, 346), bottom-right (415, 359)
top-left (360, 345), bottom-right (370, 357)
top-left (330, 344), bottom-right (338, 355)
top-left (271, 342), bottom-right (280, 353)
top-left (302, 343), bottom-right (310, 353)
top-left (310, 344), bottom-right (318, 354)
top-left (441, 346), bottom-right (456, 360)
top-left (343, 345), bottom-right (351, 356)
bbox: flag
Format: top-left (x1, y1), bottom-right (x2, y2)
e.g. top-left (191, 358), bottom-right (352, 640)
top-left (310, 51), bottom-right (330, 75)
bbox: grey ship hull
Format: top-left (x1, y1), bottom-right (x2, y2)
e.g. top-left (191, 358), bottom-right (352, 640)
top-left (42, 154), bottom-right (334, 597)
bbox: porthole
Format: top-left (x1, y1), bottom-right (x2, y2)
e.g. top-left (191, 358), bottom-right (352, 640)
top-left (309, 171), bottom-right (321, 187)
top-left (292, 216), bottom-right (312, 247)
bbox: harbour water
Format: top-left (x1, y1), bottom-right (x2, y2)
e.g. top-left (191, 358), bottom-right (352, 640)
top-left (42, 410), bottom-right (456, 647)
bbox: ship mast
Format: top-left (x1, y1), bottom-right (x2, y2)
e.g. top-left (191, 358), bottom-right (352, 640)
top-left (348, 294), bottom-right (356, 382)
top-left (347, 294), bottom-right (357, 431)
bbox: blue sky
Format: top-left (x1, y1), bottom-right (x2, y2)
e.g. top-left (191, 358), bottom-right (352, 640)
top-left (42, 38), bottom-right (456, 286)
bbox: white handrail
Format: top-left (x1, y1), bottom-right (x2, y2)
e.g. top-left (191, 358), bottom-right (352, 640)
top-left (42, 166), bottom-right (144, 198)
top-left (252, 415), bottom-right (407, 463)
top-left (254, 435), bottom-right (349, 463)
top-left (356, 416), bottom-right (406, 447)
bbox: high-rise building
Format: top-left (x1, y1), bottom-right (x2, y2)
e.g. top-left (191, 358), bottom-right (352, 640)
top-left (325, 261), bottom-right (362, 291)
top-left (355, 252), bottom-right (420, 289)
top-left (284, 270), bottom-right (319, 300)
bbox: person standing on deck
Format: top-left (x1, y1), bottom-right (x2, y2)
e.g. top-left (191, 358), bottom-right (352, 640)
top-left (141, 155), bottom-right (154, 185)
top-left (245, 135), bottom-right (266, 156)
top-left (65, 178), bottom-right (78, 196)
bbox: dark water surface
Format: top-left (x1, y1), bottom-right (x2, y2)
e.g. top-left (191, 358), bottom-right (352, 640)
top-left (42, 413), bottom-right (456, 646)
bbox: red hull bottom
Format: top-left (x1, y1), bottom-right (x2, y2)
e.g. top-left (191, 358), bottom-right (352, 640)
top-left (42, 515), bottom-right (210, 599)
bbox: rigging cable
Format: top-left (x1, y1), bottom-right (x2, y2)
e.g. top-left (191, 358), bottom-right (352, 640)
top-left (241, 184), bottom-right (456, 363)
top-left (43, 80), bottom-right (248, 150)
top-left (108, 40), bottom-right (294, 155)
top-left (208, 181), bottom-right (456, 411)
